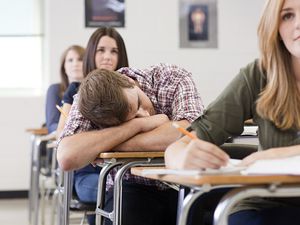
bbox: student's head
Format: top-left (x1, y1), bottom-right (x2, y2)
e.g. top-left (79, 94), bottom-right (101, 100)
top-left (256, 0), bottom-right (300, 130)
top-left (78, 69), bottom-right (154, 128)
top-left (60, 45), bottom-right (85, 92)
top-left (83, 27), bottom-right (129, 76)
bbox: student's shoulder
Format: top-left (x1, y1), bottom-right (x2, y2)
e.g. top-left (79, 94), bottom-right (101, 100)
top-left (240, 59), bottom-right (265, 80)
top-left (238, 59), bottom-right (267, 94)
top-left (47, 83), bottom-right (60, 94)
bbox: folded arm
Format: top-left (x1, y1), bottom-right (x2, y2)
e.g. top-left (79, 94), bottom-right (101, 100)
top-left (240, 145), bottom-right (300, 166)
top-left (114, 118), bottom-right (190, 152)
top-left (57, 116), bottom-right (161, 171)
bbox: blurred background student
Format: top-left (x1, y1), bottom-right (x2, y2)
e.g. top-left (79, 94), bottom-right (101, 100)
top-left (45, 45), bottom-right (85, 134)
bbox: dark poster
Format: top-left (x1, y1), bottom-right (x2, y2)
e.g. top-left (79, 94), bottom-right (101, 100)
top-left (85, 0), bottom-right (125, 27)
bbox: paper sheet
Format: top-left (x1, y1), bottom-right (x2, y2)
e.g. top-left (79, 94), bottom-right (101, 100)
top-left (141, 159), bottom-right (245, 176)
top-left (242, 155), bottom-right (300, 175)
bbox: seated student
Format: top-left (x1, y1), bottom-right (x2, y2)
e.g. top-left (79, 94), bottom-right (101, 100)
top-left (45, 45), bottom-right (85, 133)
top-left (56, 27), bottom-right (129, 225)
top-left (57, 65), bottom-right (204, 225)
top-left (165, 0), bottom-right (300, 224)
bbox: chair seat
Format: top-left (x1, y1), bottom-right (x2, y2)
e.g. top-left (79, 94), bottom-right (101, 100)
top-left (70, 198), bottom-right (96, 211)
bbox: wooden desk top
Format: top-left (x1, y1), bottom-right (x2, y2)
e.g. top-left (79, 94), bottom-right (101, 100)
top-left (131, 167), bottom-right (300, 186)
top-left (98, 151), bottom-right (164, 159)
top-left (26, 127), bottom-right (48, 135)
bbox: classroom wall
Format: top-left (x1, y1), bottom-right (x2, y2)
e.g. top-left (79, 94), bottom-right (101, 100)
top-left (0, 0), bottom-right (264, 190)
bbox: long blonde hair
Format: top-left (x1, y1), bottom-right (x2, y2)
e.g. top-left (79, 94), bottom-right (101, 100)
top-left (256, 0), bottom-right (300, 130)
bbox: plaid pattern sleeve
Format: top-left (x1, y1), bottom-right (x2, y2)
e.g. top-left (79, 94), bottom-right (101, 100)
top-left (58, 95), bottom-right (94, 144)
top-left (170, 72), bottom-right (204, 122)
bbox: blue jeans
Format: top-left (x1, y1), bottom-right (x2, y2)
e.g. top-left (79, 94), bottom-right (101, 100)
top-left (74, 167), bottom-right (100, 225)
top-left (229, 206), bottom-right (300, 225)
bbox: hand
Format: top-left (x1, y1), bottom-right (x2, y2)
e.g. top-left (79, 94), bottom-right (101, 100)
top-left (133, 114), bottom-right (170, 133)
top-left (91, 158), bottom-right (104, 167)
top-left (240, 146), bottom-right (300, 167)
top-left (175, 139), bottom-right (229, 170)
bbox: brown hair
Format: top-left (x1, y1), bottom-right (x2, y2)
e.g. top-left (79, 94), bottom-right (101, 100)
top-left (59, 45), bottom-right (85, 98)
top-left (256, 0), bottom-right (300, 130)
top-left (78, 69), bottom-right (134, 127)
top-left (83, 27), bottom-right (129, 76)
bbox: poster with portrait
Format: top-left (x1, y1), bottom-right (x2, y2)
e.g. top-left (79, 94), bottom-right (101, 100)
top-left (85, 0), bottom-right (125, 27)
top-left (179, 0), bottom-right (218, 48)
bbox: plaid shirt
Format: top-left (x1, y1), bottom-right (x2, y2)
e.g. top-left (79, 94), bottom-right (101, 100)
top-left (59, 63), bottom-right (204, 191)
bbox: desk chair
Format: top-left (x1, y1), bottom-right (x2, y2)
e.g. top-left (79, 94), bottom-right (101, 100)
top-left (27, 128), bottom-right (56, 225)
top-left (54, 168), bottom-right (97, 225)
top-left (95, 152), bottom-right (165, 225)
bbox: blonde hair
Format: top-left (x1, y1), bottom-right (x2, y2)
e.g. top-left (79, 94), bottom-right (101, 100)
top-left (256, 0), bottom-right (300, 130)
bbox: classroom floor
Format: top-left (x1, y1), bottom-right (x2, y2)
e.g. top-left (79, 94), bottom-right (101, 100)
top-left (0, 198), bottom-right (88, 225)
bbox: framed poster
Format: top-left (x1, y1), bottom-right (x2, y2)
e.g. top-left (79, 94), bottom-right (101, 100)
top-left (179, 0), bottom-right (218, 48)
top-left (85, 0), bottom-right (125, 27)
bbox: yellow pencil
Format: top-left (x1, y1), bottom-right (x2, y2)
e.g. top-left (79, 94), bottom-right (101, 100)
top-left (172, 122), bottom-right (197, 139)
top-left (56, 104), bottom-right (68, 118)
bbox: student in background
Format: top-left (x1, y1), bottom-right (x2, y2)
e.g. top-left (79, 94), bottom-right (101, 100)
top-left (45, 45), bottom-right (85, 133)
top-left (57, 64), bottom-right (204, 225)
top-left (56, 27), bottom-right (129, 225)
top-left (165, 0), bottom-right (300, 224)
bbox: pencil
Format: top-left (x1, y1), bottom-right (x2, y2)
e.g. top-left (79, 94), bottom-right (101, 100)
top-left (172, 122), bottom-right (197, 139)
top-left (56, 104), bottom-right (68, 118)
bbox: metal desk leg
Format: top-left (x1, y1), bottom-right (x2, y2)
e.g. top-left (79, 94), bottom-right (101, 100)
top-left (214, 185), bottom-right (300, 225)
top-left (113, 160), bottom-right (164, 225)
top-left (31, 138), bottom-right (42, 225)
top-left (62, 171), bottom-right (73, 225)
top-left (177, 185), bottom-right (236, 225)
top-left (28, 134), bottom-right (36, 224)
top-left (96, 162), bottom-right (123, 225)
top-left (177, 189), bottom-right (206, 225)
top-left (176, 187), bottom-right (186, 224)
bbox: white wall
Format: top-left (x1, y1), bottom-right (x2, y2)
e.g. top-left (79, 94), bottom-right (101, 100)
top-left (0, 0), bottom-right (264, 190)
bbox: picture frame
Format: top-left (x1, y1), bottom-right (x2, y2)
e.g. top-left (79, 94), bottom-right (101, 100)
top-left (179, 0), bottom-right (218, 48)
top-left (85, 0), bottom-right (125, 27)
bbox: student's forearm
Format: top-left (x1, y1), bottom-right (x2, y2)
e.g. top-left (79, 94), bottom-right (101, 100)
top-left (57, 121), bottom-right (142, 171)
top-left (56, 104), bottom-right (71, 139)
top-left (114, 120), bottom-right (190, 152)
top-left (241, 144), bottom-right (300, 166)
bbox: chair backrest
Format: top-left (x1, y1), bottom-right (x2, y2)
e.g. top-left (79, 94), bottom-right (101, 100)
top-left (220, 143), bottom-right (258, 159)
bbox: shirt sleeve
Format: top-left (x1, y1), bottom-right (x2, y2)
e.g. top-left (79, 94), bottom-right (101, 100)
top-left (190, 61), bottom-right (258, 145)
top-left (58, 94), bottom-right (95, 143)
top-left (63, 82), bottom-right (80, 105)
top-left (171, 74), bottom-right (204, 123)
top-left (45, 84), bottom-right (61, 133)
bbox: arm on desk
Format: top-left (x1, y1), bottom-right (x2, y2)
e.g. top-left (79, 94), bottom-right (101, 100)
top-left (240, 144), bottom-right (300, 166)
top-left (56, 103), bottom-right (71, 139)
top-left (165, 136), bottom-right (229, 170)
top-left (57, 116), bottom-right (165, 171)
top-left (113, 119), bottom-right (189, 152)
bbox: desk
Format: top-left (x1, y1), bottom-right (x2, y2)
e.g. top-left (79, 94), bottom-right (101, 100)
top-left (26, 128), bottom-right (54, 225)
top-left (131, 167), bottom-right (300, 225)
top-left (95, 152), bottom-right (164, 225)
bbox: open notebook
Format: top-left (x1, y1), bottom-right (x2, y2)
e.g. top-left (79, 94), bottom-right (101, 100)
top-left (141, 159), bottom-right (245, 176)
top-left (141, 156), bottom-right (300, 176)
top-left (242, 155), bottom-right (300, 175)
